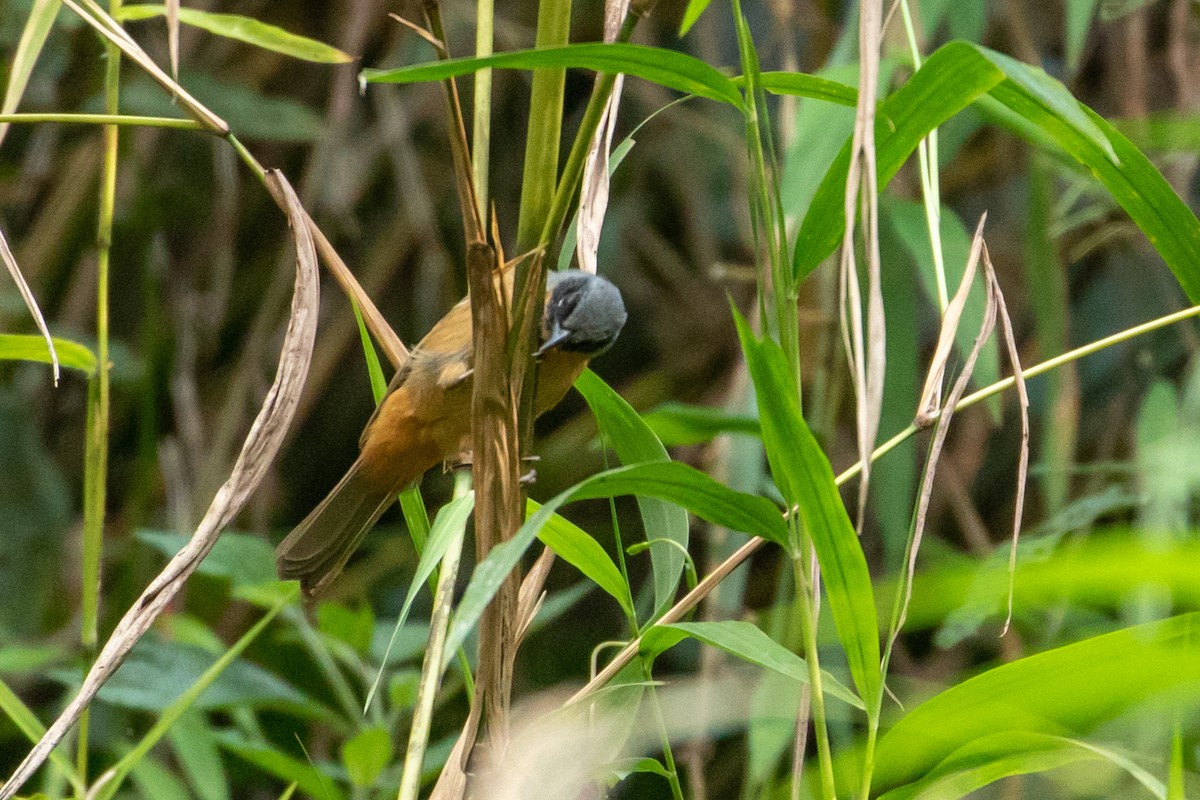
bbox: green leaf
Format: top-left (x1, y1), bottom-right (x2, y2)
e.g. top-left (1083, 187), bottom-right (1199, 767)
top-left (0, 676), bottom-right (81, 792)
top-left (362, 43), bottom-right (744, 108)
top-left (316, 601), bottom-right (376, 656)
top-left (872, 613), bottom-right (1200, 795)
top-left (793, 41), bottom-right (1200, 304)
top-left (733, 309), bottom-right (882, 713)
top-left (341, 726), bottom-right (392, 788)
top-left (167, 712), bottom-right (230, 800)
top-left (1065, 0), bottom-right (1100, 74)
top-left (576, 368), bottom-right (687, 615)
top-left (215, 731), bottom-right (347, 800)
top-left (530, 499), bottom-right (632, 616)
top-left (136, 529), bottom-right (276, 586)
top-left (117, 5), bottom-right (352, 63)
top-left (401, 493), bottom-right (475, 631)
top-left (0, 0), bottom-right (63, 146)
top-left (640, 620), bottom-right (863, 709)
top-left (0, 334), bottom-right (96, 376)
top-left (678, 0), bottom-right (713, 35)
top-left (641, 402), bottom-right (761, 446)
top-left (364, 492), bottom-right (473, 709)
top-left (1169, 722), bottom-right (1185, 800)
top-left (443, 461), bottom-right (785, 661)
top-left (754, 71), bottom-right (858, 106)
top-left (877, 732), bottom-right (1166, 800)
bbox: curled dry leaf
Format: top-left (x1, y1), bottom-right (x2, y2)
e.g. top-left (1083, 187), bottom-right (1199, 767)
top-left (840, 0), bottom-right (886, 531)
top-left (916, 214), bottom-right (988, 426)
top-left (891, 217), bottom-right (996, 653)
top-left (985, 244), bottom-right (1030, 637)
top-left (0, 224), bottom-right (59, 384)
top-left (0, 170), bottom-right (319, 800)
top-left (575, 0), bottom-right (630, 275)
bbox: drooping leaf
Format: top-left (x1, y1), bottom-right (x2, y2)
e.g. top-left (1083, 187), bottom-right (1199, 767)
top-left (576, 368), bottom-right (687, 615)
top-left (0, 334), bottom-right (96, 376)
top-left (640, 402), bottom-right (761, 446)
top-left (640, 620), bottom-right (863, 709)
top-left (362, 43), bottom-right (744, 108)
top-left (877, 732), bottom-right (1166, 800)
top-left (530, 499), bottom-right (632, 616)
top-left (733, 308), bottom-right (882, 713)
top-left (793, 41), bottom-right (1200, 305)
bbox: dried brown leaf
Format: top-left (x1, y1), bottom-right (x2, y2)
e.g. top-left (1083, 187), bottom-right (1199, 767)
top-left (985, 245), bottom-right (1030, 637)
top-left (840, 0), bottom-right (886, 532)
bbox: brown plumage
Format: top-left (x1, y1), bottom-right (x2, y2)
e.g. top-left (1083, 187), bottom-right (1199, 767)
top-left (276, 270), bottom-right (626, 596)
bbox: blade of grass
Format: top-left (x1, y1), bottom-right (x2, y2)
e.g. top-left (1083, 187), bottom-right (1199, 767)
top-left (0, 0), bottom-right (63, 147)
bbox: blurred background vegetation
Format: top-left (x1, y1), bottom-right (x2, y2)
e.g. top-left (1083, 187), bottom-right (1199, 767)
top-left (4, 0), bottom-right (1200, 797)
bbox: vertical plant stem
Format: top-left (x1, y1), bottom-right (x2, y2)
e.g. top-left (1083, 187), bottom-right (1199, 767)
top-left (473, 0), bottom-right (494, 222)
top-left (793, 545), bottom-right (836, 799)
top-left (398, 514), bottom-right (466, 800)
top-left (515, 0), bottom-right (572, 252)
top-left (78, 1), bottom-right (122, 784)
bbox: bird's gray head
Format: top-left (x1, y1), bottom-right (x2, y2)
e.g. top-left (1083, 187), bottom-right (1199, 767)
top-left (537, 271), bottom-right (627, 358)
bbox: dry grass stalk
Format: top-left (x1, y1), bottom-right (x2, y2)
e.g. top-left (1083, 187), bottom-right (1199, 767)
top-left (840, 0), bottom-right (886, 532)
top-left (0, 170), bottom-right (319, 800)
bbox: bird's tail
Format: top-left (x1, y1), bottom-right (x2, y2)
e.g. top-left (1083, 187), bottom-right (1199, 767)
top-left (276, 460), bottom-right (396, 597)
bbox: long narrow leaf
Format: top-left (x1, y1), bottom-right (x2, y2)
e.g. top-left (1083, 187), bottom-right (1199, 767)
top-left (792, 41), bottom-right (1200, 304)
top-left (640, 621), bottom-right (863, 709)
top-left (361, 43), bottom-right (744, 108)
top-left (733, 308), bottom-right (882, 713)
top-left (576, 369), bottom-right (687, 615)
top-left (0, 334), bottom-right (97, 376)
top-left (0, 0), bottom-right (63, 147)
top-left (872, 613), bottom-right (1200, 794)
top-left (530, 499), bottom-right (633, 616)
top-left (118, 5), bottom-right (352, 63)
top-left (441, 461), bottom-right (785, 662)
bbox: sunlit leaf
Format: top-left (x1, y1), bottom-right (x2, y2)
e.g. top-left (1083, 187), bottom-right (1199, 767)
top-left (530, 499), bottom-right (632, 616)
top-left (872, 613), bottom-right (1200, 794)
top-left (118, 5), bottom-right (352, 63)
top-left (640, 620), bottom-right (863, 709)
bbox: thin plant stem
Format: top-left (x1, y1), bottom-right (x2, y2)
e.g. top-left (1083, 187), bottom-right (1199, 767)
top-left (792, 543), bottom-right (836, 799)
top-left (536, 12), bottom-right (639, 251)
top-left (0, 113), bottom-right (202, 128)
top-left (641, 660), bottom-right (687, 800)
top-left (398, 502), bottom-right (466, 800)
top-left (473, 0), bottom-right (494, 223)
top-left (77, 1), bottom-right (123, 784)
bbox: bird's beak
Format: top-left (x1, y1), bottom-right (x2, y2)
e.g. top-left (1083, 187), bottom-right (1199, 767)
top-left (535, 322), bottom-right (570, 359)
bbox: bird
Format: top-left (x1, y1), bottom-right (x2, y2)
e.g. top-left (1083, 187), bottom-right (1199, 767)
top-left (276, 269), bottom-right (627, 596)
